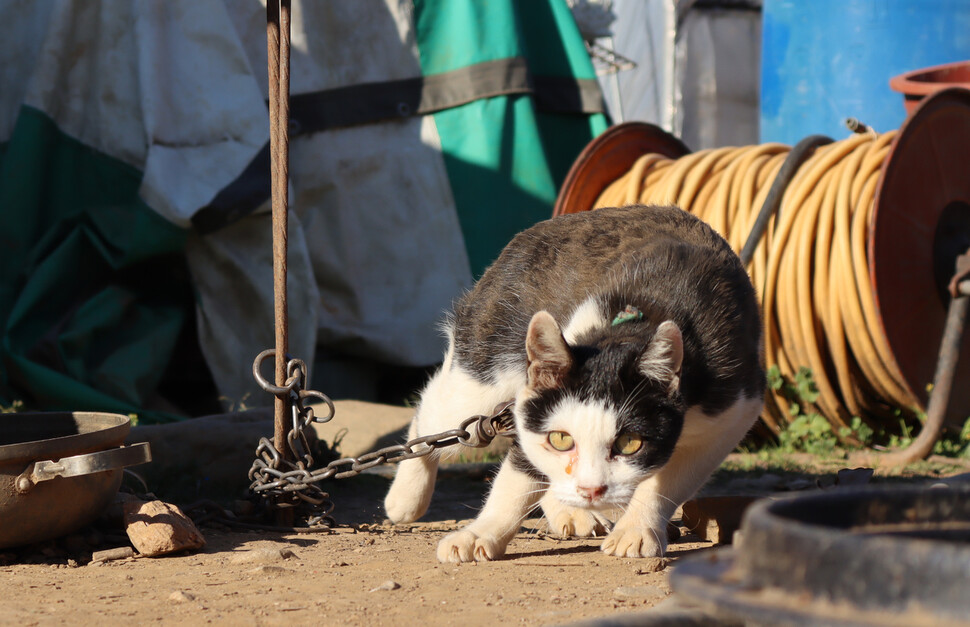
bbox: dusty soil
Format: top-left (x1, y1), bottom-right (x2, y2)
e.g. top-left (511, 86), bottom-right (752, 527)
top-left (0, 467), bottom-right (702, 627)
top-left (5, 397), bottom-right (970, 627)
top-left (5, 454), bottom-right (970, 627)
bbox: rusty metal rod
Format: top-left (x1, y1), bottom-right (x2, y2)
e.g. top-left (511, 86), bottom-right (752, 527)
top-left (868, 280), bottom-right (969, 467)
top-left (267, 0), bottom-right (291, 457)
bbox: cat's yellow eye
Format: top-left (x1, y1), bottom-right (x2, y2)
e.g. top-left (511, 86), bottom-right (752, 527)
top-left (548, 431), bottom-right (574, 452)
top-left (613, 433), bottom-right (643, 456)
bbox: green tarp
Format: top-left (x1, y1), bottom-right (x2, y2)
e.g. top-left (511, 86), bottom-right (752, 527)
top-left (0, 0), bottom-right (607, 422)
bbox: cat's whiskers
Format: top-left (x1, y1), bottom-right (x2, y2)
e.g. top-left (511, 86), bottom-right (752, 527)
top-left (617, 377), bottom-right (649, 418)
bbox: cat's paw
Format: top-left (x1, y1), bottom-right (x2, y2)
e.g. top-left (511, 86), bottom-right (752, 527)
top-left (601, 519), bottom-right (665, 558)
top-left (384, 487), bottom-right (427, 524)
top-left (548, 507), bottom-right (611, 537)
top-left (384, 458), bottom-right (435, 523)
top-left (437, 529), bottom-right (507, 563)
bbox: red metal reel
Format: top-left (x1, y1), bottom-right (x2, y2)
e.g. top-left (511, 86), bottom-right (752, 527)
top-left (553, 121), bottom-right (690, 217)
top-left (870, 87), bottom-right (970, 424)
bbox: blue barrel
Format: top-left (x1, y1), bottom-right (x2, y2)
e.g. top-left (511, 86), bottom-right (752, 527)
top-left (761, 0), bottom-right (970, 144)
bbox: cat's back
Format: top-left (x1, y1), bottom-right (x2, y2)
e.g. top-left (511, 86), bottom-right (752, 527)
top-left (452, 205), bottom-right (763, 406)
top-left (457, 205), bottom-right (744, 320)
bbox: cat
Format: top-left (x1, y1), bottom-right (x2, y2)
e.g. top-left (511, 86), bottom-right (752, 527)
top-left (384, 204), bottom-right (765, 563)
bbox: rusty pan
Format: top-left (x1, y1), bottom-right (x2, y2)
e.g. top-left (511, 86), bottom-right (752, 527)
top-left (672, 484), bottom-right (970, 625)
top-left (0, 412), bottom-right (151, 549)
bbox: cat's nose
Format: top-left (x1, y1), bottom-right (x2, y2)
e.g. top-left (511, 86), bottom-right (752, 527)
top-left (577, 485), bottom-right (607, 501)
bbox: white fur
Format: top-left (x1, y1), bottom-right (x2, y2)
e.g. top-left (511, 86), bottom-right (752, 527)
top-left (638, 321), bottom-right (683, 385)
top-left (429, 392), bottom-right (761, 562)
top-left (437, 461), bottom-right (541, 563)
top-left (385, 327), bottom-right (763, 564)
top-left (562, 298), bottom-right (607, 344)
top-left (601, 395), bottom-right (763, 558)
top-left (516, 396), bottom-right (641, 510)
top-left (383, 339), bottom-right (525, 524)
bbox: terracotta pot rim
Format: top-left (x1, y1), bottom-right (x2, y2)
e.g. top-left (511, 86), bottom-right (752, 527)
top-left (889, 59), bottom-right (970, 96)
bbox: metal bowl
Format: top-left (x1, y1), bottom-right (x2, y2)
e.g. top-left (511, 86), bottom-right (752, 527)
top-left (0, 412), bottom-right (151, 549)
top-left (672, 483), bottom-right (970, 626)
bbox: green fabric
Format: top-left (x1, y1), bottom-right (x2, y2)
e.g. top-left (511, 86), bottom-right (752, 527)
top-left (0, 106), bottom-right (189, 422)
top-left (414, 0), bottom-right (608, 277)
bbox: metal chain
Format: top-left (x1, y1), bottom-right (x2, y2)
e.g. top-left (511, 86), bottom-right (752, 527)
top-left (248, 350), bottom-right (515, 526)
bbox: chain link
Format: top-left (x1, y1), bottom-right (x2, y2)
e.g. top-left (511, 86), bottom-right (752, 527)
top-left (248, 350), bottom-right (515, 527)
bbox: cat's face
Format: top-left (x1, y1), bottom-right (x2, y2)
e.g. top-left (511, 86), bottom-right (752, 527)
top-left (515, 311), bottom-right (685, 509)
top-left (517, 395), bottom-right (682, 509)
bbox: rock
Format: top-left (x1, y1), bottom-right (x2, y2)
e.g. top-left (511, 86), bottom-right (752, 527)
top-left (102, 492), bottom-right (146, 526)
top-left (124, 500), bottom-right (205, 556)
top-left (370, 580), bottom-right (401, 592)
top-left (635, 557), bottom-right (669, 574)
top-left (169, 591), bottom-right (195, 602)
top-left (90, 547), bottom-right (135, 563)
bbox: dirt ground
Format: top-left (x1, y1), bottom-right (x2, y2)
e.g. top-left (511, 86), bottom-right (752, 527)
top-left (4, 451), bottom-right (969, 627)
top-left (0, 468), bottom-right (689, 627)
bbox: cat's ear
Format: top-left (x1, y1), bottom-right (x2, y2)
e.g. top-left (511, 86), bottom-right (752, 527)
top-left (639, 320), bottom-right (683, 393)
top-left (525, 311), bottom-right (572, 392)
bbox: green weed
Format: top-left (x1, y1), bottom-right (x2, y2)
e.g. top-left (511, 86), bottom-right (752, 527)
top-left (761, 365), bottom-right (970, 460)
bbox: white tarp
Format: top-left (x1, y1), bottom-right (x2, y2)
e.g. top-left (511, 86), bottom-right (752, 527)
top-left (1, 0), bottom-right (473, 408)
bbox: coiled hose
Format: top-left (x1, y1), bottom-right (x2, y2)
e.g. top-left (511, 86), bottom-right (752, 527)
top-left (591, 130), bottom-right (919, 437)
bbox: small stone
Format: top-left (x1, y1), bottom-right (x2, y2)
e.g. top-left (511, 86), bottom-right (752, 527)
top-left (370, 580), bottom-right (401, 592)
top-left (634, 557), bottom-right (669, 574)
top-left (124, 500), bottom-right (205, 557)
top-left (91, 547), bottom-right (136, 563)
top-left (169, 590), bottom-right (195, 602)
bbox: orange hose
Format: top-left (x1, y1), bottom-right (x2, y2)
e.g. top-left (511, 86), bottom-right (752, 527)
top-left (589, 131), bottom-right (918, 436)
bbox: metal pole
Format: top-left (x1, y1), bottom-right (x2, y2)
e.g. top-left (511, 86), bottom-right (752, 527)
top-left (869, 273), bottom-right (970, 468)
top-left (267, 1), bottom-right (291, 457)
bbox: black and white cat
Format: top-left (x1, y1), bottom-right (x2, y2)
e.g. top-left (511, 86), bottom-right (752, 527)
top-left (384, 205), bottom-right (765, 563)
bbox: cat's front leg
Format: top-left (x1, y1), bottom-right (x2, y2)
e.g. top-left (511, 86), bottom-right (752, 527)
top-left (385, 418), bottom-right (440, 523)
top-left (540, 492), bottom-right (612, 537)
top-left (600, 477), bottom-right (672, 557)
top-left (602, 399), bottom-right (763, 557)
top-left (437, 461), bottom-right (542, 563)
